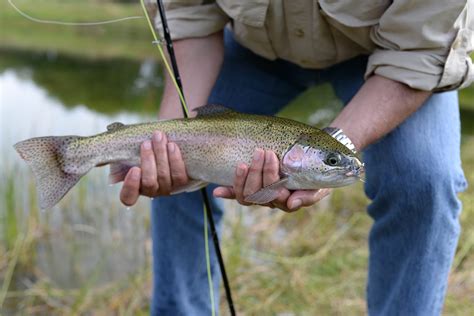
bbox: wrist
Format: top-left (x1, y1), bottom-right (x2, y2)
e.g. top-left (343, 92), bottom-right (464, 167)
top-left (323, 127), bottom-right (358, 153)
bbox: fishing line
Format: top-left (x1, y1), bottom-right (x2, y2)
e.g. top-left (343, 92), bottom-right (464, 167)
top-left (139, 0), bottom-right (188, 116)
top-left (141, 1), bottom-right (236, 315)
top-left (7, 0), bottom-right (143, 26)
top-left (11, 0), bottom-right (234, 312)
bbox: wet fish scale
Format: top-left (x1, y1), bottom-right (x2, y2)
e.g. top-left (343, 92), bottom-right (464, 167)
top-left (14, 105), bottom-right (362, 209)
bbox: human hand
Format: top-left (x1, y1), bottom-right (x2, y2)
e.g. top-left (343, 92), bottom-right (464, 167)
top-left (213, 149), bottom-right (331, 212)
top-left (119, 131), bottom-right (190, 206)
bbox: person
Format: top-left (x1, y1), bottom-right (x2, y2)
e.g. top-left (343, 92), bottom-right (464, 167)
top-left (119, 1), bottom-right (472, 315)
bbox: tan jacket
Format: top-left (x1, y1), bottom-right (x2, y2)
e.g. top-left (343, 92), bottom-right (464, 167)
top-left (156, 0), bottom-right (473, 91)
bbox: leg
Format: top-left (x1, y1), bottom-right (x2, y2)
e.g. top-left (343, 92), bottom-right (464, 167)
top-left (150, 186), bottom-right (223, 316)
top-left (328, 60), bottom-right (466, 315)
top-left (364, 92), bottom-right (466, 315)
top-left (150, 31), bottom-right (308, 315)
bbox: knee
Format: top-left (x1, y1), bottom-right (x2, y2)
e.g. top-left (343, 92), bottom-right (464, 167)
top-left (364, 142), bottom-right (465, 227)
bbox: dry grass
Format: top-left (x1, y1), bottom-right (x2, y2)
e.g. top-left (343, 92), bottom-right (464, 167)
top-left (2, 138), bottom-right (473, 314)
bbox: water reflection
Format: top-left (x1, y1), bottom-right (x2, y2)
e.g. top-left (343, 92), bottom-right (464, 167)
top-left (0, 49), bottom-right (162, 115)
top-left (1, 69), bottom-right (151, 160)
top-left (0, 52), bottom-right (155, 290)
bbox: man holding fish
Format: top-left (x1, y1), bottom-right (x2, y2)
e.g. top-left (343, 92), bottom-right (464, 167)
top-left (122, 1), bottom-right (472, 315)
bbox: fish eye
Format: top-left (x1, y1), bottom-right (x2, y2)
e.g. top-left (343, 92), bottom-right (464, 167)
top-left (325, 153), bottom-right (341, 166)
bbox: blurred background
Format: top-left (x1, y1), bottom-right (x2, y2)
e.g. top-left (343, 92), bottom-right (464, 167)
top-left (0, 1), bottom-right (473, 315)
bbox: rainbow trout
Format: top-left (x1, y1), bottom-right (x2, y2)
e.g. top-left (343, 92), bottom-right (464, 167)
top-left (14, 105), bottom-right (364, 209)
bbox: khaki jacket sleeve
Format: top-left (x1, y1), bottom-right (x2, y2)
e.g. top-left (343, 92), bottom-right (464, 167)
top-left (154, 1), bottom-right (229, 40)
top-left (365, 0), bottom-right (473, 91)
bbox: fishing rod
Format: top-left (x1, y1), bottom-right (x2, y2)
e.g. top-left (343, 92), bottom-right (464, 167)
top-left (154, 1), bottom-right (236, 315)
top-left (8, 0), bottom-right (233, 313)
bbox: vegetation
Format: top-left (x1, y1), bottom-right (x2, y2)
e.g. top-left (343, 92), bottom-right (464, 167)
top-left (0, 0), bottom-right (155, 60)
top-left (1, 0), bottom-right (473, 315)
top-left (1, 139), bottom-right (473, 315)
top-left (0, 49), bottom-right (162, 115)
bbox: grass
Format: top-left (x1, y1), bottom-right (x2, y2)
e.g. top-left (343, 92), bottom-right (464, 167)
top-left (0, 166), bottom-right (153, 315)
top-left (0, 0), bottom-right (155, 60)
top-left (220, 136), bottom-right (474, 315)
top-left (1, 0), bottom-right (474, 314)
top-left (1, 136), bottom-right (473, 315)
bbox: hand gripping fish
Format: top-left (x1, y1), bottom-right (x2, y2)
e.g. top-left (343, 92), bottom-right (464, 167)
top-left (14, 105), bottom-right (364, 209)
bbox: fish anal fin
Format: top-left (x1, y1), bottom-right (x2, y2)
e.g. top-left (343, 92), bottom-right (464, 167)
top-left (171, 180), bottom-right (209, 195)
top-left (109, 162), bottom-right (135, 184)
top-left (244, 178), bottom-right (289, 204)
top-left (107, 122), bottom-right (125, 131)
top-left (194, 104), bottom-right (235, 117)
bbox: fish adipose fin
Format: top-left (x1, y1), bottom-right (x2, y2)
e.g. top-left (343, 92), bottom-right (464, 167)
top-left (14, 136), bottom-right (87, 209)
top-left (171, 180), bottom-right (209, 195)
top-left (244, 178), bottom-right (289, 204)
top-left (194, 104), bottom-right (236, 117)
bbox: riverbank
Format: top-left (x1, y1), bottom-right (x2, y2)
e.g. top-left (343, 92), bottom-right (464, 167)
top-left (0, 0), bottom-right (155, 60)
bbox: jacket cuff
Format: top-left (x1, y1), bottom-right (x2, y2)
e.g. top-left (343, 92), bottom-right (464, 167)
top-left (154, 4), bottom-right (229, 40)
top-left (365, 29), bottom-right (474, 92)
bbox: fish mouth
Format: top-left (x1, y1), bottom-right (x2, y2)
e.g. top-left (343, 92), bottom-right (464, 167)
top-left (345, 160), bottom-right (365, 178)
top-left (320, 162), bottom-right (364, 177)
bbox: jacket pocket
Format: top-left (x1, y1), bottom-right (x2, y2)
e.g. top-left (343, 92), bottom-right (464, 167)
top-left (318, 0), bottom-right (388, 52)
top-left (319, 0), bottom-right (390, 27)
top-left (217, 0), bottom-right (270, 26)
top-left (217, 0), bottom-right (276, 59)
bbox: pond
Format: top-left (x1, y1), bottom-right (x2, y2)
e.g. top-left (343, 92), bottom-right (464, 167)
top-left (0, 50), bottom-right (159, 299)
top-left (1, 48), bottom-right (473, 313)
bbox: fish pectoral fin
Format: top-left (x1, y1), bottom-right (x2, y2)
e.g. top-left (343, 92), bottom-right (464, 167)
top-left (106, 122), bottom-right (125, 131)
top-left (244, 178), bottom-right (289, 204)
top-left (193, 104), bottom-right (236, 117)
top-left (171, 180), bottom-right (209, 195)
top-left (109, 162), bottom-right (135, 184)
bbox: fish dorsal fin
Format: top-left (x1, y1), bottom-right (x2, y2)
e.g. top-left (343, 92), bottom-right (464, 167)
top-left (194, 104), bottom-right (235, 117)
top-left (107, 122), bottom-right (125, 131)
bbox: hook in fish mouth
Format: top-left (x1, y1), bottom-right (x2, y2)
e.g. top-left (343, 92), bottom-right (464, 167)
top-left (345, 162), bottom-right (365, 178)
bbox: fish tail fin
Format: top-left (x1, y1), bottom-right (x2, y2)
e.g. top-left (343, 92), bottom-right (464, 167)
top-left (14, 136), bottom-right (85, 209)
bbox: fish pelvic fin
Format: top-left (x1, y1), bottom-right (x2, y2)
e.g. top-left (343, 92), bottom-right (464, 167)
top-left (244, 178), bottom-right (289, 204)
top-left (14, 136), bottom-right (86, 210)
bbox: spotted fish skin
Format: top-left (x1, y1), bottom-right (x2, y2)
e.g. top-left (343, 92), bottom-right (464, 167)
top-left (14, 105), bottom-right (362, 209)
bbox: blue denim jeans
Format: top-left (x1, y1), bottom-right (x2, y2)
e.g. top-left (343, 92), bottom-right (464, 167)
top-left (151, 31), bottom-right (467, 315)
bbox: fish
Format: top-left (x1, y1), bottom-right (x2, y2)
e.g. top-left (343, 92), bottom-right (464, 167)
top-left (13, 104), bottom-right (364, 209)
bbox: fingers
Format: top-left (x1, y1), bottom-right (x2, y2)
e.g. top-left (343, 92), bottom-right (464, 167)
top-left (243, 149), bottom-right (265, 197)
top-left (167, 142), bottom-right (189, 188)
top-left (271, 188), bottom-right (292, 211)
top-left (212, 148), bottom-right (330, 213)
top-left (140, 140), bottom-right (158, 196)
top-left (152, 131), bottom-right (172, 195)
top-left (120, 130), bottom-right (190, 205)
top-left (286, 188), bottom-right (331, 211)
top-left (233, 163), bottom-right (251, 205)
top-left (217, 149), bottom-right (281, 207)
top-left (213, 186), bottom-right (235, 199)
top-left (263, 151), bottom-right (280, 187)
top-left (120, 167), bottom-right (141, 206)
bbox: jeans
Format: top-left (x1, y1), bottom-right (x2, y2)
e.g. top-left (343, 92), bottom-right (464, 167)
top-left (151, 31), bottom-right (467, 315)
